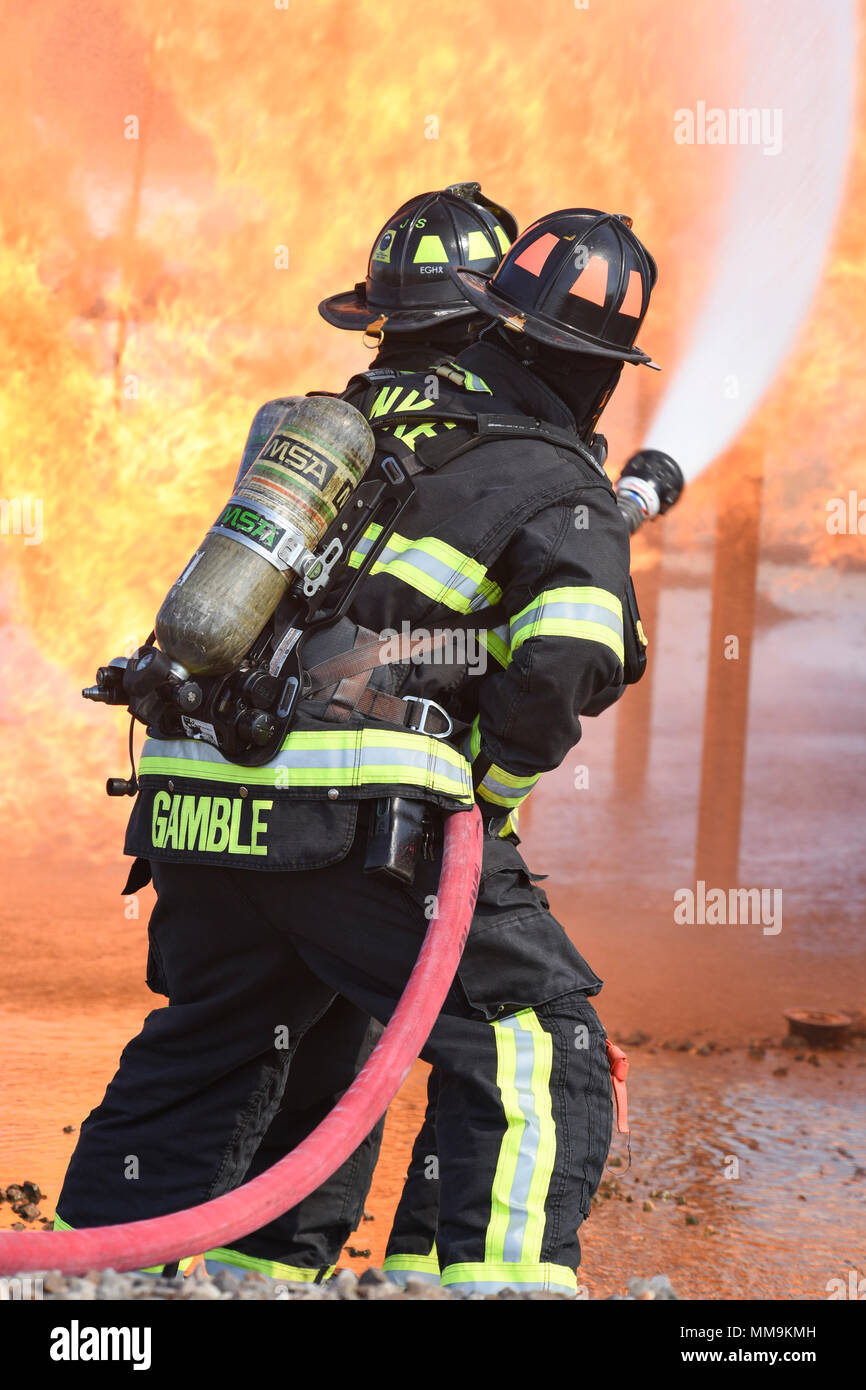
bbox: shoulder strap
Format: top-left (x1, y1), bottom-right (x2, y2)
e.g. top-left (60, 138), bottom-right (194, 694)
top-left (404, 411), bottom-right (611, 488)
top-left (345, 367), bottom-right (403, 391)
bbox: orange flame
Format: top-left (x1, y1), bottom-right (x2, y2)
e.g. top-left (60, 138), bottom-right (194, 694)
top-left (0, 0), bottom-right (862, 857)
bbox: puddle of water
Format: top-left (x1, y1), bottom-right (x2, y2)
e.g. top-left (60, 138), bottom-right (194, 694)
top-left (578, 1049), bottom-right (866, 1299)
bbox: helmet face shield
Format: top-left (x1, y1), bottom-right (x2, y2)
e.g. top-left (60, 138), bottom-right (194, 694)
top-left (452, 209), bottom-right (659, 367)
top-left (319, 186), bottom-right (517, 333)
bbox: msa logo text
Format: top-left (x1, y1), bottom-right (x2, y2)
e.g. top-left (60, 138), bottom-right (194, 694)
top-left (261, 434), bottom-right (336, 489)
top-left (216, 504), bottom-right (282, 552)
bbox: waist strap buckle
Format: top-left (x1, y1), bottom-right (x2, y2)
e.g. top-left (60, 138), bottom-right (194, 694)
top-left (402, 696), bottom-right (453, 740)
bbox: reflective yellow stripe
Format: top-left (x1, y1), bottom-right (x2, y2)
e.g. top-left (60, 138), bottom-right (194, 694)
top-left (348, 524), bottom-right (502, 614)
top-left (469, 714), bottom-right (481, 761)
top-left (485, 1009), bottom-right (557, 1266)
top-left (466, 721), bottom-right (533, 821)
top-left (464, 719), bottom-right (534, 817)
top-left (510, 586), bottom-right (624, 665)
top-left (140, 729), bottom-right (474, 805)
top-left (440, 1261), bottom-right (577, 1295)
top-left (493, 224), bottom-right (511, 254)
top-left (480, 625), bottom-right (509, 668)
top-left (433, 361), bottom-right (492, 394)
top-left (518, 1011), bottom-right (557, 1262)
top-left (486, 1022), bottom-right (522, 1262)
top-left (478, 761), bottom-right (540, 809)
top-left (204, 1247), bottom-right (333, 1282)
top-left (461, 368), bottom-right (493, 393)
top-left (382, 1250), bottom-right (440, 1274)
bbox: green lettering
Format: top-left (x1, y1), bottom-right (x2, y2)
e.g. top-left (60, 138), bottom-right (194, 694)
top-left (205, 797), bottom-right (231, 852)
top-left (179, 795), bottom-right (210, 850)
top-left (369, 385), bottom-right (403, 419)
top-left (396, 389), bottom-right (433, 414)
top-left (397, 422), bottom-right (438, 447)
top-left (250, 800), bottom-right (273, 855)
top-left (151, 790), bottom-right (170, 848)
top-left (228, 799), bottom-right (252, 854)
top-left (164, 795), bottom-right (181, 847)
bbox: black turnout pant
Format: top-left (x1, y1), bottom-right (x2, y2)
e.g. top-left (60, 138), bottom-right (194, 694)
top-left (57, 808), bottom-right (612, 1293)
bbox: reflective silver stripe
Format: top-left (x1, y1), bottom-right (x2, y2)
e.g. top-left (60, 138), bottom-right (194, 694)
top-left (479, 769), bottom-right (538, 803)
top-left (500, 1017), bottom-right (541, 1263)
top-left (351, 532), bottom-right (376, 561)
top-left (510, 601), bottom-right (624, 644)
top-left (139, 733), bottom-right (473, 800)
top-left (382, 1268), bottom-right (440, 1286)
top-left (351, 532), bottom-right (499, 613)
top-left (440, 1276), bottom-right (576, 1295)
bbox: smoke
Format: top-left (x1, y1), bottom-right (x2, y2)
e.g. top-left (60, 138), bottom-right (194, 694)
top-left (644, 0), bottom-right (856, 480)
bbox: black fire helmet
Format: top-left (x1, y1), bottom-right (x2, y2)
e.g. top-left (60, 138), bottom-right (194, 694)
top-left (318, 183), bottom-right (518, 334)
top-left (451, 209), bottom-right (659, 368)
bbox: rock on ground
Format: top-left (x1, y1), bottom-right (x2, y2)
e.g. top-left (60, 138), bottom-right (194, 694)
top-left (6, 1267), bottom-right (679, 1301)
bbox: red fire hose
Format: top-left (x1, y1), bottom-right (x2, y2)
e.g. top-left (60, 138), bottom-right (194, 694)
top-left (0, 806), bottom-right (483, 1276)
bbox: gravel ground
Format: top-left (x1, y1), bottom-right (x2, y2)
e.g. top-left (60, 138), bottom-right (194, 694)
top-left (6, 1267), bottom-right (679, 1301)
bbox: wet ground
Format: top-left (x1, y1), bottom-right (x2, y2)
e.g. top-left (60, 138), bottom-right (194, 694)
top-left (2, 855), bottom-right (863, 1300)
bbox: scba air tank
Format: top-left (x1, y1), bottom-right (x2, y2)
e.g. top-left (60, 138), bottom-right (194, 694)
top-left (155, 396), bottom-right (375, 675)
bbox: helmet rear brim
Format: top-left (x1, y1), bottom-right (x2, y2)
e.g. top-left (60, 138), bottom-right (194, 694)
top-left (451, 267), bottom-right (659, 367)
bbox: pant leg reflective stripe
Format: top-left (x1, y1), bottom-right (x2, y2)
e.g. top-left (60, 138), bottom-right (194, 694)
top-left (440, 1262), bottom-right (577, 1296)
top-left (382, 1249), bottom-right (441, 1285)
top-left (518, 1011), bottom-right (558, 1263)
top-left (485, 1010), bottom-right (556, 1266)
top-left (53, 1214), bottom-right (199, 1276)
top-left (203, 1248), bottom-right (333, 1282)
top-left (486, 1022), bottom-right (522, 1261)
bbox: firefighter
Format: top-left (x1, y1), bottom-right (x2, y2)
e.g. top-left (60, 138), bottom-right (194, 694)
top-left (56, 206), bottom-right (657, 1296)
top-left (55, 183), bottom-right (517, 1285)
top-left (206, 184), bottom-right (517, 1284)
